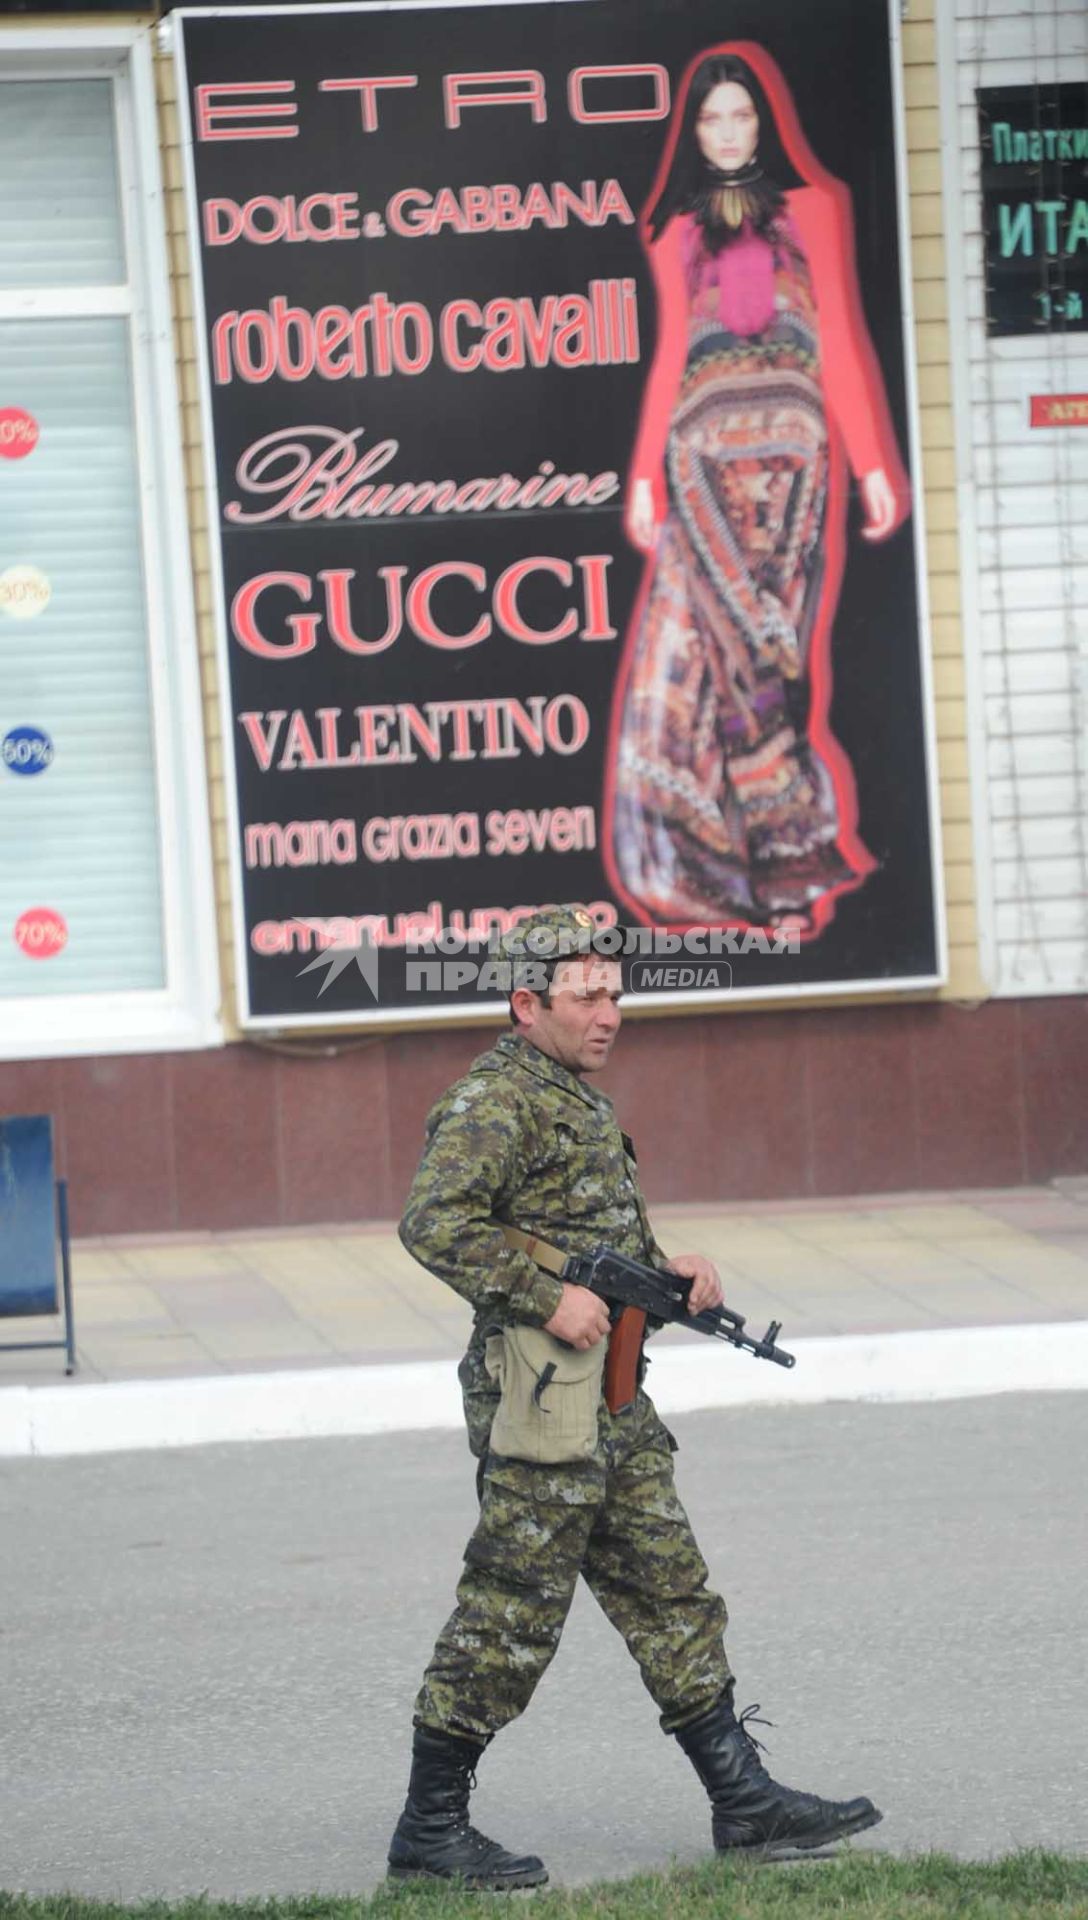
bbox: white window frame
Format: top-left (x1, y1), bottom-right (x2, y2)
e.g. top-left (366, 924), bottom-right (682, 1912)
top-left (0, 25), bottom-right (221, 1059)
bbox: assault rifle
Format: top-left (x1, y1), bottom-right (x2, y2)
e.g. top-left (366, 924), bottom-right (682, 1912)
top-left (501, 1227), bottom-right (795, 1414)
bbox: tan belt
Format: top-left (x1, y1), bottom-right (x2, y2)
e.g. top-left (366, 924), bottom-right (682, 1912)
top-left (498, 1221), bottom-right (570, 1279)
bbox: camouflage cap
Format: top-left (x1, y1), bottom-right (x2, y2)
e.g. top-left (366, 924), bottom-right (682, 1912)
top-left (498, 903), bottom-right (600, 962)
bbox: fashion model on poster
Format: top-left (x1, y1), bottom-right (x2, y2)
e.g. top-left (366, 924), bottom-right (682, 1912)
top-left (605, 43), bottom-right (910, 934)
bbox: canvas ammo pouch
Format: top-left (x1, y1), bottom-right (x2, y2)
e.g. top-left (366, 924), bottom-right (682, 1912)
top-left (484, 1325), bottom-right (606, 1465)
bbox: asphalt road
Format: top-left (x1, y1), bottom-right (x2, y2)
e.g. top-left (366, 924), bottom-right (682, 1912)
top-left (1, 1391), bottom-right (1086, 1899)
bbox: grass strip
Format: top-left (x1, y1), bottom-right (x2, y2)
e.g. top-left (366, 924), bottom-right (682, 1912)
top-left (4, 1851), bottom-right (1088, 1920)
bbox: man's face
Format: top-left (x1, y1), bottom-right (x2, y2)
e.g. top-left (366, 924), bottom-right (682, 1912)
top-left (513, 956), bottom-right (623, 1074)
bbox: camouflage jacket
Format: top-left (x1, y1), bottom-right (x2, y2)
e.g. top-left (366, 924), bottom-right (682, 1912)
top-left (399, 1030), bottom-right (667, 1328)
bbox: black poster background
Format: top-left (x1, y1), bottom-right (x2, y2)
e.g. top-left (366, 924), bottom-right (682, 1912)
top-left (177, 0), bottom-right (939, 1023)
top-left (977, 84), bottom-right (1088, 339)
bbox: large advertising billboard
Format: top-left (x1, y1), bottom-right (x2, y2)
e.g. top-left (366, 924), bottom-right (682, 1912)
top-left (175, 0), bottom-right (944, 1027)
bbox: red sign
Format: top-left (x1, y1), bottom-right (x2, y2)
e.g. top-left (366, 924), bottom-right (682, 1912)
top-left (1030, 393), bottom-right (1088, 429)
top-left (0, 407), bottom-right (40, 459)
top-left (14, 907), bottom-right (68, 959)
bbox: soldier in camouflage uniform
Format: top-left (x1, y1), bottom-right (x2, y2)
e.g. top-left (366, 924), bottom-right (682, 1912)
top-left (388, 907), bottom-right (881, 1890)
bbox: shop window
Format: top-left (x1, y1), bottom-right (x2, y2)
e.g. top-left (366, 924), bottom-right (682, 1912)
top-left (0, 36), bottom-right (219, 1057)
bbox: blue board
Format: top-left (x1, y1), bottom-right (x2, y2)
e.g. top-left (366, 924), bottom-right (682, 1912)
top-left (0, 1115), bottom-right (59, 1317)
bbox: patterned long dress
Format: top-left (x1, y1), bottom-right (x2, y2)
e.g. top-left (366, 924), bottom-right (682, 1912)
top-left (613, 213), bottom-right (861, 924)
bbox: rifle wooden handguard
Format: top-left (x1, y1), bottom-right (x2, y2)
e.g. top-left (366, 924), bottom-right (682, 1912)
top-left (603, 1305), bottom-right (647, 1414)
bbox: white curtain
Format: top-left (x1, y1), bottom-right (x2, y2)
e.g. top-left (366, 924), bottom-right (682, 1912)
top-left (0, 81), bottom-right (166, 999)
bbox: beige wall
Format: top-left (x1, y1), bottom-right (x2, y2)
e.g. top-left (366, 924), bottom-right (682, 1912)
top-left (903, 0), bottom-right (984, 1001)
top-left (154, 4), bottom-right (983, 1031)
top-left (156, 49), bottom-right (240, 1037)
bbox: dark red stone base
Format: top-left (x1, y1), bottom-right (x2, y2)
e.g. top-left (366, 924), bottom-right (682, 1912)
top-left (2, 997), bottom-right (1085, 1235)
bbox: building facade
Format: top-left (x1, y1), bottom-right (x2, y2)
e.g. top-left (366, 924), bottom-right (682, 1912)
top-left (0, 0), bottom-right (1084, 1234)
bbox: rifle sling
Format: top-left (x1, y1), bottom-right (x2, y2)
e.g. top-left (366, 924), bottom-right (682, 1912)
top-left (498, 1221), bottom-right (571, 1278)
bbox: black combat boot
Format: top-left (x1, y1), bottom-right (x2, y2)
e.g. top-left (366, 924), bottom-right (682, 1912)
top-left (674, 1689), bottom-right (882, 1856)
top-left (387, 1725), bottom-right (548, 1889)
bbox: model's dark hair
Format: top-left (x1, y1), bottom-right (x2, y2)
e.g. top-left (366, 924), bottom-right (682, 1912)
top-left (648, 53), bottom-right (805, 253)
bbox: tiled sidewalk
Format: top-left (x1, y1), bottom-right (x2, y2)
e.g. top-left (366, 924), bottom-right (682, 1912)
top-left (2, 1183), bottom-right (1086, 1387)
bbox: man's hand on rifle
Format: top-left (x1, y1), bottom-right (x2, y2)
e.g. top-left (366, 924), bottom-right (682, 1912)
top-left (666, 1253), bottom-right (724, 1316)
top-left (544, 1283), bottom-right (612, 1350)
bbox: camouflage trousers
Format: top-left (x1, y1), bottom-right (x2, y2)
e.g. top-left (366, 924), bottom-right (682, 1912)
top-left (414, 1351), bottom-right (732, 1740)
